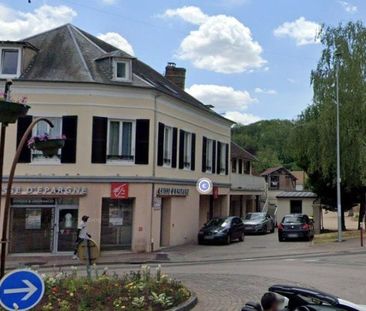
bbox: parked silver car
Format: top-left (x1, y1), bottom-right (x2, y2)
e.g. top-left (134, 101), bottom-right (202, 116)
top-left (242, 212), bottom-right (275, 234)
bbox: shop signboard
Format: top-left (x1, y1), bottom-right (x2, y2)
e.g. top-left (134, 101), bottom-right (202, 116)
top-left (111, 183), bottom-right (129, 199)
top-left (157, 188), bottom-right (189, 197)
top-left (1, 186), bottom-right (87, 196)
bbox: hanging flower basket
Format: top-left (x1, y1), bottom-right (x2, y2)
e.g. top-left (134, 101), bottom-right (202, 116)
top-left (0, 100), bottom-right (30, 124)
top-left (28, 134), bottom-right (66, 158)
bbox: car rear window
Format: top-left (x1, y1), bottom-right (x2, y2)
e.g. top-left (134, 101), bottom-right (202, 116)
top-left (282, 216), bottom-right (304, 224)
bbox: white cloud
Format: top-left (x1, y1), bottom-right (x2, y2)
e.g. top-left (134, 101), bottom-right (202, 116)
top-left (273, 17), bottom-right (320, 46)
top-left (255, 87), bottom-right (277, 95)
top-left (97, 32), bottom-right (134, 55)
top-left (0, 4), bottom-right (76, 40)
top-left (163, 6), bottom-right (208, 25)
top-left (339, 1), bottom-right (357, 13)
top-left (163, 6), bottom-right (265, 73)
top-left (186, 84), bottom-right (256, 112)
top-left (224, 111), bottom-right (261, 125)
top-left (186, 84), bottom-right (261, 125)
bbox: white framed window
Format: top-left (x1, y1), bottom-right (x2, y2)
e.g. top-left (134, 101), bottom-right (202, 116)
top-left (220, 143), bottom-right (227, 175)
top-left (205, 138), bottom-right (213, 173)
top-left (31, 117), bottom-right (62, 163)
top-left (0, 47), bottom-right (21, 78)
top-left (107, 119), bottom-right (135, 162)
top-left (113, 60), bottom-right (130, 81)
top-left (183, 131), bottom-right (192, 170)
top-left (163, 126), bottom-right (173, 167)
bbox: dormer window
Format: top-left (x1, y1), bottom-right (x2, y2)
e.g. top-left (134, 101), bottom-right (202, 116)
top-left (113, 59), bottom-right (131, 81)
top-left (0, 47), bottom-right (20, 78)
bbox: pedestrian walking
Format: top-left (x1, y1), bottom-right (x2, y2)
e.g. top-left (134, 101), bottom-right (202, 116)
top-left (72, 215), bottom-right (91, 259)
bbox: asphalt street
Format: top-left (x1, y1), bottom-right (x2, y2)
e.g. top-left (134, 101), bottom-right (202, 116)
top-left (107, 233), bottom-right (366, 311)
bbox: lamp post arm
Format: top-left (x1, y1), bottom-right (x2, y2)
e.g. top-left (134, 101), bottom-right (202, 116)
top-left (0, 118), bottom-right (54, 278)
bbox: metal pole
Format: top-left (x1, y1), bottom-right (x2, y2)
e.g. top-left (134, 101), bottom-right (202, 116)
top-left (336, 55), bottom-right (342, 242)
top-left (0, 118), bottom-right (53, 278)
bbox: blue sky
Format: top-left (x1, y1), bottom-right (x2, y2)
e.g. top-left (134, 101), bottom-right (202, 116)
top-left (0, 0), bottom-right (364, 124)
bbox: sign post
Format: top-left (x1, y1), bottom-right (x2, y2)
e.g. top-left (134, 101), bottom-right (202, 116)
top-left (0, 269), bottom-right (45, 311)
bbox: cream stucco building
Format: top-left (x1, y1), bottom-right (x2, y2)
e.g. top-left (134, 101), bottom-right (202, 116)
top-left (0, 24), bottom-right (265, 256)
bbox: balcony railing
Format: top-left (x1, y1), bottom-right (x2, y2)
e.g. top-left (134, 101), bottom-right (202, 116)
top-left (231, 173), bottom-right (266, 192)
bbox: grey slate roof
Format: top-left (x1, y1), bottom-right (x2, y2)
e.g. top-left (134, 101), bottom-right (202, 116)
top-left (231, 142), bottom-right (257, 161)
top-left (11, 24), bottom-right (232, 124)
top-left (276, 191), bottom-right (317, 199)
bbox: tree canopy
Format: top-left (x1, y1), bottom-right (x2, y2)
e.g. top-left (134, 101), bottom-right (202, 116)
top-left (290, 21), bottom-right (366, 223)
top-left (232, 119), bottom-right (297, 173)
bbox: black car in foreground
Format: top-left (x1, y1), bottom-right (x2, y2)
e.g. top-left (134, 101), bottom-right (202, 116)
top-left (242, 285), bottom-right (366, 311)
top-left (243, 212), bottom-right (275, 234)
top-left (198, 216), bottom-right (245, 245)
top-left (278, 214), bottom-right (314, 242)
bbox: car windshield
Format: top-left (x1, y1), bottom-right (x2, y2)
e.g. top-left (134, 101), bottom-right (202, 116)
top-left (245, 213), bottom-right (264, 220)
top-left (283, 216), bottom-right (304, 224)
top-left (206, 218), bottom-right (230, 227)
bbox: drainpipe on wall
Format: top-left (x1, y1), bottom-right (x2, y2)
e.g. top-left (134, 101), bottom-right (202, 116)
top-left (150, 93), bottom-right (160, 252)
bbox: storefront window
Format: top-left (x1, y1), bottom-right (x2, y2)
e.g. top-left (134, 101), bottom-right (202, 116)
top-left (10, 207), bottom-right (53, 253)
top-left (101, 198), bottom-right (133, 250)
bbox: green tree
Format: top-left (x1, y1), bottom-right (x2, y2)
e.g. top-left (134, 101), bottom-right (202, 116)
top-left (290, 21), bottom-right (366, 229)
top-left (232, 119), bottom-right (297, 173)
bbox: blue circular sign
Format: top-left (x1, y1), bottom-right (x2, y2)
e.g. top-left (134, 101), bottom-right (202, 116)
top-left (0, 269), bottom-right (45, 311)
top-left (196, 178), bottom-right (213, 194)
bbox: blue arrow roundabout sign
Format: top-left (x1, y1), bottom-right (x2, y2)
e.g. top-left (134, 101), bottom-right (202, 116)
top-left (0, 269), bottom-right (45, 311)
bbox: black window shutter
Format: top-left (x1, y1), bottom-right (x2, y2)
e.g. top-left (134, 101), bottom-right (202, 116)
top-left (202, 137), bottom-right (207, 172)
top-left (17, 115), bottom-right (32, 163)
top-left (217, 142), bottom-right (221, 174)
top-left (135, 119), bottom-right (150, 165)
top-left (91, 116), bottom-right (108, 163)
top-left (212, 140), bottom-right (216, 174)
top-left (61, 116), bottom-right (78, 164)
top-left (225, 143), bottom-right (229, 175)
top-left (179, 130), bottom-right (185, 169)
top-left (191, 133), bottom-right (196, 171)
top-left (157, 122), bottom-right (164, 166)
top-left (172, 127), bottom-right (178, 168)
top-left (239, 159), bottom-right (243, 174)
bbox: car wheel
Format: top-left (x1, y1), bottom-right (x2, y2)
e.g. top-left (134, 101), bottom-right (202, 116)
top-left (226, 234), bottom-right (231, 245)
top-left (239, 232), bottom-right (245, 242)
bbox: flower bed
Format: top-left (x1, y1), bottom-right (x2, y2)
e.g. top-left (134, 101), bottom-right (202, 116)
top-left (31, 266), bottom-right (191, 311)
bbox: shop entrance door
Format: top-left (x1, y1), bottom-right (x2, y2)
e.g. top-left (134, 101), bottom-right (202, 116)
top-left (54, 206), bottom-right (78, 252)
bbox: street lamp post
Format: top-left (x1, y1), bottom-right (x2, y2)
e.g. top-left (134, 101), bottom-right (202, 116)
top-left (0, 118), bottom-right (54, 278)
top-left (335, 52), bottom-right (342, 242)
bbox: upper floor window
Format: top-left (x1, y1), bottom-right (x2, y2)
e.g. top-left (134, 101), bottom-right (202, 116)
top-left (183, 131), bottom-right (192, 170)
top-left (113, 60), bottom-right (130, 81)
top-left (219, 143), bottom-right (227, 175)
top-left (205, 138), bottom-right (213, 173)
top-left (269, 175), bottom-right (279, 189)
top-left (107, 119), bottom-right (135, 162)
top-left (244, 160), bottom-right (251, 174)
top-left (32, 117), bottom-right (62, 163)
top-left (163, 126), bottom-right (173, 167)
top-left (231, 158), bottom-right (237, 173)
top-left (0, 48), bottom-right (20, 78)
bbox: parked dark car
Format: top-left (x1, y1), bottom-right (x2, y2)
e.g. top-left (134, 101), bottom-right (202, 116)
top-left (198, 216), bottom-right (245, 245)
top-left (242, 284), bottom-right (366, 311)
top-left (278, 214), bottom-right (314, 242)
top-left (242, 212), bottom-right (275, 234)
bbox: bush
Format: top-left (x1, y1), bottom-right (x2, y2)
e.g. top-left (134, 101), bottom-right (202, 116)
top-left (5, 265), bottom-right (191, 311)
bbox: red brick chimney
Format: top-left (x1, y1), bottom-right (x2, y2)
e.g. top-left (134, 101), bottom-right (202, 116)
top-left (164, 62), bottom-right (186, 89)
